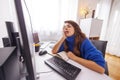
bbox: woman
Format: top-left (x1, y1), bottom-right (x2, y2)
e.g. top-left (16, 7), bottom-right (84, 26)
top-left (52, 20), bottom-right (105, 74)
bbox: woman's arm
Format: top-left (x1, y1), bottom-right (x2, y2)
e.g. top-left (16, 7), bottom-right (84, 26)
top-left (67, 52), bottom-right (105, 74)
top-left (52, 35), bottom-right (66, 54)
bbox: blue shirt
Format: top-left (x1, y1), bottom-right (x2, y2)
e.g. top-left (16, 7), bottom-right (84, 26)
top-left (58, 35), bottom-right (105, 68)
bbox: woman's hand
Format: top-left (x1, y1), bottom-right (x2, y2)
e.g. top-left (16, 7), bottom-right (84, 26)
top-left (52, 32), bottom-right (66, 54)
top-left (67, 51), bottom-right (77, 60)
top-left (62, 32), bottom-right (67, 40)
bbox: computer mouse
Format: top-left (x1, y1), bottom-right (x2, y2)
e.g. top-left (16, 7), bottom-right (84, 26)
top-left (39, 50), bottom-right (47, 56)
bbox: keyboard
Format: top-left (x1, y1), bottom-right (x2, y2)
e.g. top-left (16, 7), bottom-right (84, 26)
top-left (44, 56), bottom-right (81, 80)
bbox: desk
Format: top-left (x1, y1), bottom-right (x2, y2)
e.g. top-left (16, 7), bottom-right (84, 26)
top-left (0, 47), bottom-right (20, 80)
top-left (0, 47), bottom-right (16, 80)
top-left (0, 47), bottom-right (16, 66)
top-left (35, 42), bottom-right (112, 80)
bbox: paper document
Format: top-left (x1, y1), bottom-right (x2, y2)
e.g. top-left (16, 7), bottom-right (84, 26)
top-left (56, 51), bottom-right (69, 61)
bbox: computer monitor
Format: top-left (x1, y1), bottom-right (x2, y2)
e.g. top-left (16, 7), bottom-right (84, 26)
top-left (5, 21), bottom-right (19, 46)
top-left (14, 0), bottom-right (36, 80)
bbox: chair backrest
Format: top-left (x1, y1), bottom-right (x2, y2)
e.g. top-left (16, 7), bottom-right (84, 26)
top-left (91, 40), bottom-right (109, 75)
top-left (91, 40), bottom-right (108, 58)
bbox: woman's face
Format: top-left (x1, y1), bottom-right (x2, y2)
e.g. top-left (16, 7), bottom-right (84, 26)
top-left (63, 23), bottom-right (75, 37)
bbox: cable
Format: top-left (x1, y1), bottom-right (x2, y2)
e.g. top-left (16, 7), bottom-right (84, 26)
top-left (47, 52), bottom-right (55, 56)
top-left (22, 0), bottom-right (34, 33)
top-left (35, 71), bottom-right (53, 80)
top-left (36, 71), bottom-right (53, 74)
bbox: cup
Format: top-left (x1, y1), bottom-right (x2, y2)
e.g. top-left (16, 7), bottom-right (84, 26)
top-left (34, 43), bottom-right (40, 52)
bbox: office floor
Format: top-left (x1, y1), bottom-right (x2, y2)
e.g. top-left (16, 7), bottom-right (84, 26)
top-left (105, 53), bottom-right (120, 80)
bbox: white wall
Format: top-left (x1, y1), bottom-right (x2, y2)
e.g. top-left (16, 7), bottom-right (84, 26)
top-left (0, 0), bottom-right (19, 47)
top-left (77, 0), bottom-right (99, 23)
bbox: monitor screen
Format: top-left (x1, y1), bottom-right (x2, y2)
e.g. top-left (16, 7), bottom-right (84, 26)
top-left (14, 0), bottom-right (36, 80)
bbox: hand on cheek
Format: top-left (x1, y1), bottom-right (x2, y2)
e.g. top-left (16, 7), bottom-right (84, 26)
top-left (67, 51), bottom-right (77, 60)
top-left (62, 32), bottom-right (67, 39)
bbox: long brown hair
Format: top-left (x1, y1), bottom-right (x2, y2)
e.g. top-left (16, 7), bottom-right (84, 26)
top-left (64, 20), bottom-right (86, 56)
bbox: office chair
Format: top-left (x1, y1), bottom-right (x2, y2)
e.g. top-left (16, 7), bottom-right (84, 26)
top-left (91, 40), bottom-right (109, 75)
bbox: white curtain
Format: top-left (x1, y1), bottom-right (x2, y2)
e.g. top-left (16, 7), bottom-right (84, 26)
top-left (105, 0), bottom-right (120, 56)
top-left (25, 0), bottom-right (78, 41)
top-left (95, 0), bottom-right (112, 40)
top-left (96, 0), bottom-right (120, 56)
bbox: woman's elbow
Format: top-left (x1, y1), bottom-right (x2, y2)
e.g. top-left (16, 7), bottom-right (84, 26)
top-left (98, 68), bottom-right (105, 74)
top-left (52, 49), bottom-right (57, 54)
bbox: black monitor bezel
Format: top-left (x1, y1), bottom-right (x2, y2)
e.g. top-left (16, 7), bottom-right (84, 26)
top-left (14, 0), bottom-right (35, 80)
